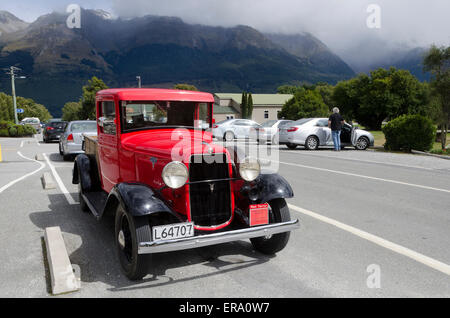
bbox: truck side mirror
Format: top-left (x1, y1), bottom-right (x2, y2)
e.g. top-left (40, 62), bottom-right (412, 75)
top-left (98, 117), bottom-right (106, 127)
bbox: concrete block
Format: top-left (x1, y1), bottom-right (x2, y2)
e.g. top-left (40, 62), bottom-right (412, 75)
top-left (41, 172), bottom-right (56, 189)
top-left (44, 227), bottom-right (80, 295)
top-left (35, 153), bottom-right (44, 161)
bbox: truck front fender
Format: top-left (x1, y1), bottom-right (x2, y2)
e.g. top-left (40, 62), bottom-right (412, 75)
top-left (241, 173), bottom-right (294, 204)
top-left (105, 183), bottom-right (184, 221)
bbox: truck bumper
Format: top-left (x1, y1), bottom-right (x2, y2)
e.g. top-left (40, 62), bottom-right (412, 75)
top-left (138, 219), bottom-right (300, 254)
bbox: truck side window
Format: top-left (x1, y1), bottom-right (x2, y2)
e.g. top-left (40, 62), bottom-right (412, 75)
top-left (101, 101), bottom-right (116, 135)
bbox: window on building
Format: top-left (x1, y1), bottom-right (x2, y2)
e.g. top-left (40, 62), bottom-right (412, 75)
top-left (264, 111), bottom-right (269, 119)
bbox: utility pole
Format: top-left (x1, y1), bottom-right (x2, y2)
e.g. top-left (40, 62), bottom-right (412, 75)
top-left (7, 66), bottom-right (22, 124)
top-left (136, 76), bottom-right (142, 88)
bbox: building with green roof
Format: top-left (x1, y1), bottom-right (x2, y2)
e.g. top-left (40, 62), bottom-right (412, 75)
top-left (213, 93), bottom-right (293, 123)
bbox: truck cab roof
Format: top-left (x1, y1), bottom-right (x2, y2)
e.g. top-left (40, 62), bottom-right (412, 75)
top-left (96, 88), bottom-right (215, 103)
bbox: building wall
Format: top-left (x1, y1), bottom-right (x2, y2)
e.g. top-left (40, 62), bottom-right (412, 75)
top-left (251, 106), bottom-right (282, 123)
top-left (214, 113), bottom-right (236, 122)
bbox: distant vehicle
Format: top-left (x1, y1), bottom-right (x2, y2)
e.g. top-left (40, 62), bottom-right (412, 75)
top-left (59, 120), bottom-right (97, 160)
top-left (43, 120), bottom-right (67, 143)
top-left (212, 119), bottom-right (261, 141)
top-left (252, 119), bottom-right (293, 144)
top-left (279, 118), bottom-right (312, 145)
top-left (20, 117), bottom-right (41, 133)
top-left (284, 118), bottom-right (374, 150)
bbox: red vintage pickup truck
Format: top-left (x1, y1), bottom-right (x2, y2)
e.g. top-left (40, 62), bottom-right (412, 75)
top-left (73, 88), bottom-right (299, 280)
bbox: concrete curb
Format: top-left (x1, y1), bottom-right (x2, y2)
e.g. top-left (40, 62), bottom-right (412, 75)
top-left (411, 150), bottom-right (450, 160)
top-left (41, 172), bottom-right (56, 189)
top-left (44, 227), bottom-right (80, 295)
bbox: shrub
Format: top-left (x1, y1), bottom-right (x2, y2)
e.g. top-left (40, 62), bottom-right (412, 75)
top-left (382, 114), bottom-right (436, 152)
top-left (23, 124), bottom-right (36, 136)
top-left (0, 128), bottom-right (9, 137)
top-left (8, 126), bottom-right (18, 137)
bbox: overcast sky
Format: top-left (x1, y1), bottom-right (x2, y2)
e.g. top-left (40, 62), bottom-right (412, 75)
top-left (2, 0), bottom-right (449, 69)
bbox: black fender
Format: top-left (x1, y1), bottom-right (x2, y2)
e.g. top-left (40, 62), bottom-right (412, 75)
top-left (72, 154), bottom-right (93, 192)
top-left (241, 173), bottom-right (294, 204)
top-left (104, 183), bottom-right (184, 221)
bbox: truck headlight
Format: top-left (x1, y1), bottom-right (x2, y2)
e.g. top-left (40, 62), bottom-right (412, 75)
top-left (239, 157), bottom-right (260, 182)
top-left (162, 161), bottom-right (188, 189)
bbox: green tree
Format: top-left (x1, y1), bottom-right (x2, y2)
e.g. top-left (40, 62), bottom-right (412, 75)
top-left (279, 88), bottom-right (329, 120)
top-left (62, 101), bottom-right (82, 121)
top-left (247, 93), bottom-right (254, 119)
top-left (173, 83), bottom-right (199, 91)
top-left (314, 83), bottom-right (335, 111)
top-left (0, 93), bottom-right (52, 122)
top-left (240, 91), bottom-right (248, 119)
top-left (277, 85), bottom-right (301, 94)
top-left (80, 77), bottom-right (108, 120)
top-left (332, 68), bottom-right (430, 129)
top-left (423, 45), bottom-right (450, 150)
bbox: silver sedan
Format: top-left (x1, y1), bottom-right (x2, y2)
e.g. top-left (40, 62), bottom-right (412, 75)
top-left (212, 119), bottom-right (261, 141)
top-left (59, 121), bottom-right (97, 160)
top-left (284, 118), bottom-right (374, 150)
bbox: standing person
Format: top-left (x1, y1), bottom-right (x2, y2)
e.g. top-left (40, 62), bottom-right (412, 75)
top-left (328, 107), bottom-right (344, 151)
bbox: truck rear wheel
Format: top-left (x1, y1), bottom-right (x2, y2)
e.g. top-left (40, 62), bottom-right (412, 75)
top-left (115, 205), bottom-right (152, 280)
top-left (77, 170), bottom-right (89, 213)
top-left (250, 198), bottom-right (291, 255)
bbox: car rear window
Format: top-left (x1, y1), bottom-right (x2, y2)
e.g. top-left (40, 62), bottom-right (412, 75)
top-left (70, 122), bottom-right (97, 133)
top-left (293, 118), bottom-right (313, 126)
top-left (49, 122), bottom-right (67, 129)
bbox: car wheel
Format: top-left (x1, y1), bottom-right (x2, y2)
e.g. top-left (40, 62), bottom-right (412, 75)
top-left (63, 154), bottom-right (72, 161)
top-left (355, 136), bottom-right (369, 150)
top-left (286, 143), bottom-right (297, 150)
top-left (224, 131), bottom-right (235, 142)
top-left (59, 143), bottom-right (63, 156)
top-left (115, 206), bottom-right (152, 280)
top-left (305, 136), bottom-right (319, 150)
top-left (250, 198), bottom-right (291, 255)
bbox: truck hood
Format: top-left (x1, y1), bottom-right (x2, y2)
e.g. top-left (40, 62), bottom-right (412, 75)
top-left (121, 129), bottom-right (228, 162)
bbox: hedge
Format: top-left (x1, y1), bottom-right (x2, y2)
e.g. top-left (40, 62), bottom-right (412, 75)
top-left (382, 115), bottom-right (436, 152)
top-left (0, 120), bottom-right (36, 137)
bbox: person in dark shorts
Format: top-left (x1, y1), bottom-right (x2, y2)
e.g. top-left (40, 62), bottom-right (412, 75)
top-left (328, 107), bottom-right (344, 151)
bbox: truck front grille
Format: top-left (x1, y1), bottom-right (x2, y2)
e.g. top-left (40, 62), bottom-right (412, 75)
top-left (189, 154), bottom-right (232, 227)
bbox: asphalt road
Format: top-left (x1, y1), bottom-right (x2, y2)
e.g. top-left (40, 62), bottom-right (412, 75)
top-left (0, 135), bottom-right (449, 297)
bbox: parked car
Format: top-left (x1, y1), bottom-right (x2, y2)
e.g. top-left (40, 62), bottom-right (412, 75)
top-left (43, 120), bottom-right (67, 143)
top-left (212, 119), bottom-right (261, 141)
top-left (285, 118), bottom-right (374, 150)
top-left (279, 118), bottom-right (312, 145)
top-left (20, 117), bottom-right (41, 133)
top-left (59, 120), bottom-right (97, 160)
top-left (73, 88), bottom-right (299, 280)
top-left (252, 119), bottom-right (293, 144)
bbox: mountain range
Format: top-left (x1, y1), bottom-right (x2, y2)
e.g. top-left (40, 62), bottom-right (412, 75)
top-left (0, 9), bottom-right (428, 117)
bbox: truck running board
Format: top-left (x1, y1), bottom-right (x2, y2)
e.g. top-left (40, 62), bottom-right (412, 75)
top-left (138, 219), bottom-right (300, 254)
top-left (82, 191), bottom-right (108, 220)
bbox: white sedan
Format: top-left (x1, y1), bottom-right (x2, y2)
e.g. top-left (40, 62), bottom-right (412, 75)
top-left (284, 118), bottom-right (374, 150)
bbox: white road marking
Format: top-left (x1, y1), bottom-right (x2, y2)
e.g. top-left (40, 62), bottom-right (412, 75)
top-left (43, 153), bottom-right (77, 205)
top-left (280, 150), bottom-right (436, 171)
top-left (0, 151), bottom-right (45, 194)
top-left (278, 160), bottom-right (450, 194)
top-left (289, 204), bottom-right (450, 276)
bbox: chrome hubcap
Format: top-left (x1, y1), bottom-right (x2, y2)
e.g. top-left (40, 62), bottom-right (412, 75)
top-left (357, 138), bottom-right (367, 149)
top-left (308, 138), bottom-right (317, 149)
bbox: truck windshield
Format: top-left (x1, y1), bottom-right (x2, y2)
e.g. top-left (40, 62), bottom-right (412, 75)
top-left (121, 101), bottom-right (210, 132)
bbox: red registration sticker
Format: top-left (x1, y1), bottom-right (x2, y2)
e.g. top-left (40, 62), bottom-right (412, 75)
top-left (249, 203), bottom-right (269, 227)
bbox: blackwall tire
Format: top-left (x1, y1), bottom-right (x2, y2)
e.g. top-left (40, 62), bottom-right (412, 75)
top-left (77, 170), bottom-right (89, 213)
top-left (115, 206), bottom-right (152, 281)
top-left (224, 131), bottom-right (234, 142)
top-left (250, 198), bottom-right (291, 255)
top-left (286, 143), bottom-right (297, 150)
top-left (355, 137), bottom-right (369, 150)
top-left (305, 136), bottom-right (319, 150)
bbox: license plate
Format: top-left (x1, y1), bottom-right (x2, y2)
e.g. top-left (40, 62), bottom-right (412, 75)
top-left (249, 203), bottom-right (269, 227)
top-left (152, 222), bottom-right (194, 241)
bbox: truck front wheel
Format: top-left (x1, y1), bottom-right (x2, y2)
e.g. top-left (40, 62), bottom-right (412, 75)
top-left (115, 206), bottom-right (152, 280)
top-left (250, 198), bottom-right (291, 255)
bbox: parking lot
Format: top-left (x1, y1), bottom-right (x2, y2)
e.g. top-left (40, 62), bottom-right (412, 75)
top-left (0, 134), bottom-right (449, 297)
